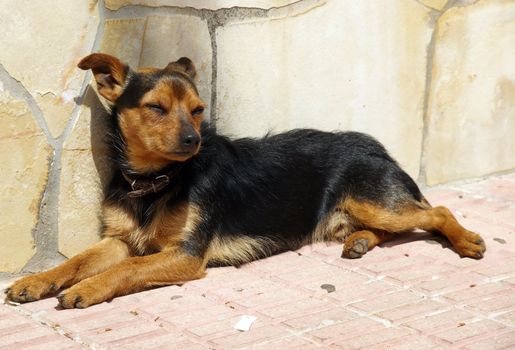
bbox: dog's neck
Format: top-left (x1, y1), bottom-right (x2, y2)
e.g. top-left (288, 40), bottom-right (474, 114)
top-left (126, 142), bottom-right (173, 174)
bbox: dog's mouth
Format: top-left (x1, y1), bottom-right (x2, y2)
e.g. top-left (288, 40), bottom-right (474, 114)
top-left (149, 138), bottom-right (202, 162)
top-left (162, 148), bottom-right (200, 161)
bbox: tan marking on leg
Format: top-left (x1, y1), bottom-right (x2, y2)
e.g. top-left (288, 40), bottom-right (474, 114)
top-left (57, 250), bottom-right (205, 308)
top-left (343, 198), bottom-right (486, 259)
top-left (6, 238), bottom-right (130, 303)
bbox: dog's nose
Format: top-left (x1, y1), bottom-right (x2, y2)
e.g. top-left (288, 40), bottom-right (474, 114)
top-left (182, 133), bottom-right (200, 148)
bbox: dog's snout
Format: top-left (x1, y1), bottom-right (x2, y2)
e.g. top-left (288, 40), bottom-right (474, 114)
top-left (171, 122), bottom-right (201, 155)
top-left (183, 133), bottom-right (200, 146)
top-left (181, 131), bottom-right (200, 152)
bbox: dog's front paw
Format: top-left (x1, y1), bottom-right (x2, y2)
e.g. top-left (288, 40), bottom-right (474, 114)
top-left (5, 274), bottom-right (59, 303)
top-left (57, 280), bottom-right (111, 309)
top-left (451, 231), bottom-right (486, 259)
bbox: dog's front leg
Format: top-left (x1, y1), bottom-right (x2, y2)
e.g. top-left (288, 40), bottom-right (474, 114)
top-left (5, 238), bottom-right (130, 303)
top-left (57, 250), bottom-right (206, 308)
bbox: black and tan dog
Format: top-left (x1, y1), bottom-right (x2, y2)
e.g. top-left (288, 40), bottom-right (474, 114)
top-left (5, 53), bottom-right (485, 308)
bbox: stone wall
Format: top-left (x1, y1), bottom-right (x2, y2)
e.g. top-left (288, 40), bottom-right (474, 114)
top-left (0, 0), bottom-right (513, 273)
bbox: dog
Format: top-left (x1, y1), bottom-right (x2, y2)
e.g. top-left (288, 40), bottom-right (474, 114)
top-left (5, 53), bottom-right (486, 308)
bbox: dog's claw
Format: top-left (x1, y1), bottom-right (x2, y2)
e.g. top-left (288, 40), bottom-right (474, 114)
top-left (74, 296), bottom-right (83, 308)
top-left (58, 292), bottom-right (85, 309)
top-left (3, 288), bottom-right (10, 295)
top-left (57, 294), bottom-right (70, 308)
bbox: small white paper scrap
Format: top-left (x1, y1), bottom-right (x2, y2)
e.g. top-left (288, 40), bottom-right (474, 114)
top-left (234, 315), bottom-right (257, 332)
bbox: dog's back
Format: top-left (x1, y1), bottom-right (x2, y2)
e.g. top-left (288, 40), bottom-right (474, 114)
top-left (168, 124), bottom-right (423, 266)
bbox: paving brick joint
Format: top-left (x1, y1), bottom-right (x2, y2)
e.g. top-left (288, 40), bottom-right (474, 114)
top-left (1, 173), bottom-right (515, 349)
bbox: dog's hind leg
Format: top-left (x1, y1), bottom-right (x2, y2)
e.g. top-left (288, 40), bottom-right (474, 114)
top-left (342, 230), bottom-right (394, 259)
top-left (342, 198), bottom-right (486, 259)
top-left (5, 238), bottom-right (130, 303)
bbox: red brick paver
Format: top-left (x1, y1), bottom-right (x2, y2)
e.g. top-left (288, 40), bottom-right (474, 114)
top-left (1, 173), bottom-right (515, 349)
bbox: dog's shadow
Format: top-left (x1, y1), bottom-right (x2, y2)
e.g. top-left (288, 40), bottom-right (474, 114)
top-left (378, 230), bottom-right (452, 252)
top-left (76, 85), bottom-right (114, 195)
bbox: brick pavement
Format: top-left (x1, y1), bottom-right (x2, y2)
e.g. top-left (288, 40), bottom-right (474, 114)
top-left (1, 173), bottom-right (514, 349)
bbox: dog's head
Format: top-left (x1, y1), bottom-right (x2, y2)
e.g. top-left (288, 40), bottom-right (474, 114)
top-left (78, 53), bottom-right (205, 173)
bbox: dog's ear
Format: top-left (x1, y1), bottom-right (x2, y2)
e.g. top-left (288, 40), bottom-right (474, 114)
top-left (165, 57), bottom-right (196, 79)
top-left (78, 53), bottom-right (129, 102)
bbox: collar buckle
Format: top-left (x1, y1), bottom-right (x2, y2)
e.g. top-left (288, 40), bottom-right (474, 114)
top-left (122, 164), bottom-right (182, 198)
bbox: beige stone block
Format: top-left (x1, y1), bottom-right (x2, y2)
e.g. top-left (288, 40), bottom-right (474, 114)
top-left (139, 15), bottom-right (212, 119)
top-left (101, 19), bottom-right (147, 68)
top-left (425, 0), bottom-right (515, 185)
top-left (35, 94), bottom-right (75, 138)
top-left (0, 0), bottom-right (99, 137)
top-left (59, 87), bottom-right (111, 258)
top-left (105, 0), bottom-right (298, 11)
top-left (0, 91), bottom-right (51, 272)
top-left (216, 0), bottom-right (433, 178)
top-left (58, 149), bottom-right (104, 258)
top-left (419, 0), bottom-right (448, 10)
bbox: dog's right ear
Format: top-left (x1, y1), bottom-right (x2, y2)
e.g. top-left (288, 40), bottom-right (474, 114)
top-left (78, 53), bottom-right (129, 102)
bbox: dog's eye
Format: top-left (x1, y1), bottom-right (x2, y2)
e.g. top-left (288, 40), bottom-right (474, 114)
top-left (145, 103), bottom-right (165, 115)
top-left (191, 107), bottom-right (204, 116)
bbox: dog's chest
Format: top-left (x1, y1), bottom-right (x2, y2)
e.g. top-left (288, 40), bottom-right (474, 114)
top-left (102, 201), bottom-right (197, 255)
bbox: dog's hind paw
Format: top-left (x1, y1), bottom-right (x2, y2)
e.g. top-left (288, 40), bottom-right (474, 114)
top-left (342, 238), bottom-right (369, 259)
top-left (451, 231), bottom-right (486, 259)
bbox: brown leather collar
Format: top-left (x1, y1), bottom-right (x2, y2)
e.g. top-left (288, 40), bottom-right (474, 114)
top-left (121, 163), bottom-right (183, 198)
